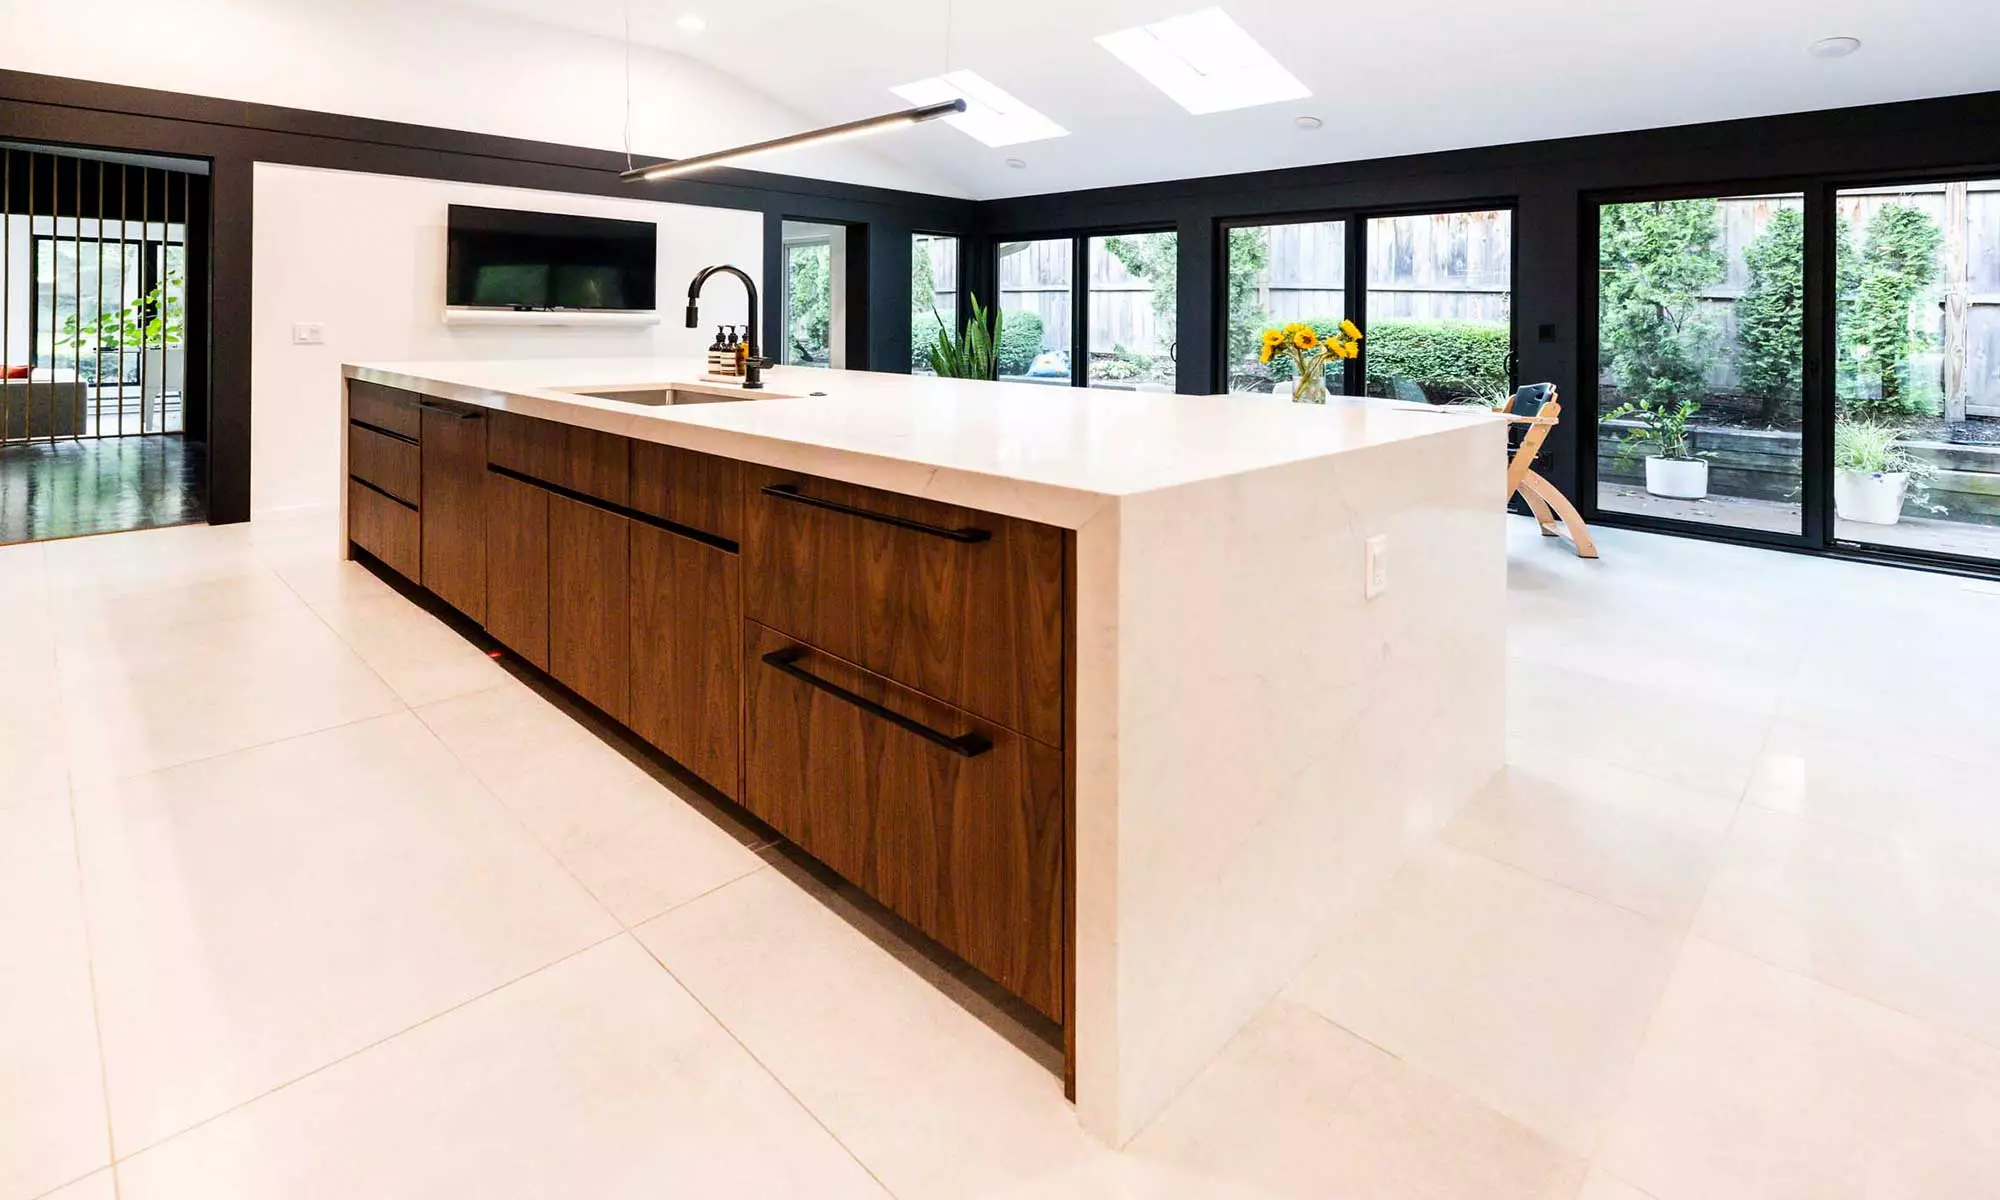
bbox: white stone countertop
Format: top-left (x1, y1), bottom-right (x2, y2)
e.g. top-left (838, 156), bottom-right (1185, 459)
top-left (344, 357), bottom-right (1496, 529)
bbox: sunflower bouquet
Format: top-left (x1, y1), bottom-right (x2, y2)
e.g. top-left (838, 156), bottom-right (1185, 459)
top-left (1260, 320), bottom-right (1363, 404)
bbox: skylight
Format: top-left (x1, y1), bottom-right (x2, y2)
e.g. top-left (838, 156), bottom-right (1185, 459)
top-left (889, 71), bottom-right (1069, 148)
top-left (1095, 8), bottom-right (1310, 115)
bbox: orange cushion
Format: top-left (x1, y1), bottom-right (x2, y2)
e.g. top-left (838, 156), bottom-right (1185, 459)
top-left (2, 365), bottom-right (27, 380)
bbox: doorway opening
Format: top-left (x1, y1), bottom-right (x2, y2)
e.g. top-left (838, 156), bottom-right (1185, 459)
top-left (1, 142), bottom-right (209, 545)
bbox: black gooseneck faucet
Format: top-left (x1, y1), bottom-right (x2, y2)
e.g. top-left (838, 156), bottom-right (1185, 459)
top-left (686, 264), bottom-right (768, 389)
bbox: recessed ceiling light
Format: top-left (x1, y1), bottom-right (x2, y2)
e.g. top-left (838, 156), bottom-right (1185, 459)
top-left (1005, 157), bottom-right (1027, 169)
top-left (1807, 35), bottom-right (1861, 59)
top-left (890, 71), bottom-right (1068, 147)
top-left (676, 13), bottom-right (707, 33)
top-left (1295, 115), bottom-right (1323, 131)
top-left (1096, 7), bottom-right (1310, 116)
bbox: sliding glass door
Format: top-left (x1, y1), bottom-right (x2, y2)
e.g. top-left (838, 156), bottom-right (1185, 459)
top-left (1592, 194), bottom-right (1807, 536)
top-left (1833, 180), bottom-right (2000, 562)
top-left (1087, 232), bottom-right (1176, 391)
top-left (1364, 209), bottom-right (1512, 405)
top-left (1224, 220), bottom-right (1345, 395)
top-left (997, 238), bottom-right (1072, 385)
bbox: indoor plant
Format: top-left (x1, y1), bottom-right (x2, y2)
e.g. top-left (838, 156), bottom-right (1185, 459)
top-left (1604, 396), bottom-right (1708, 499)
top-left (927, 294), bottom-right (1003, 380)
top-left (1259, 319), bottom-right (1362, 403)
top-left (1833, 419), bottom-right (1937, 525)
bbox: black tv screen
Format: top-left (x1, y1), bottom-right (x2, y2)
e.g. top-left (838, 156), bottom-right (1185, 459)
top-left (445, 205), bottom-right (657, 312)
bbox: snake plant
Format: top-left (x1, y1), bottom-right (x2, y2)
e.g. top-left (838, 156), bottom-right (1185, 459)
top-left (928, 294), bottom-right (1003, 380)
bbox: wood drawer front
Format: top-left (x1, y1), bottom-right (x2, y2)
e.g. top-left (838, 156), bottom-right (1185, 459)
top-left (629, 523), bottom-right (741, 799)
top-left (348, 478), bottom-right (420, 581)
top-left (548, 494), bottom-right (631, 724)
top-left (743, 467), bottom-right (1065, 747)
top-left (421, 406), bottom-right (489, 624)
top-left (630, 441), bottom-right (743, 545)
top-left (347, 423), bottom-right (421, 506)
top-left (743, 623), bottom-right (1063, 1020)
top-left (348, 380), bottom-right (424, 441)
top-left (485, 470), bottom-right (550, 671)
top-left (489, 410), bottom-right (630, 507)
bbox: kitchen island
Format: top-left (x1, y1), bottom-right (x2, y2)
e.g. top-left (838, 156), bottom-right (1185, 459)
top-left (340, 357), bottom-right (1506, 1144)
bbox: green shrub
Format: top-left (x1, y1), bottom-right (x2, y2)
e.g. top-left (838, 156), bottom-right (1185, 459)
top-left (1365, 320), bottom-right (1511, 401)
top-left (1846, 204), bottom-right (1944, 419)
top-left (1736, 208), bottom-right (1805, 423)
top-left (1258, 317), bottom-right (1508, 401)
top-left (1599, 198), bottom-right (1725, 415)
top-left (997, 309), bottom-right (1045, 376)
top-left (911, 310), bottom-right (943, 370)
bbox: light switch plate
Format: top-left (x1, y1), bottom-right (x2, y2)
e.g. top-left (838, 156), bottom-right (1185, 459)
top-left (1365, 534), bottom-right (1389, 600)
top-left (292, 322), bottom-right (325, 345)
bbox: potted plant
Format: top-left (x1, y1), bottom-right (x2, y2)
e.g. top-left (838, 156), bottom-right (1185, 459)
top-left (1258, 320), bottom-right (1362, 403)
top-left (1604, 396), bottom-right (1708, 499)
top-left (1834, 419), bottom-right (1939, 525)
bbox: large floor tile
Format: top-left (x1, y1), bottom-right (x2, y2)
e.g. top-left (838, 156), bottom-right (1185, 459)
top-left (1577, 1167), bottom-right (1657, 1200)
top-left (419, 685), bottom-right (765, 926)
top-left (1599, 938), bottom-right (2000, 1200)
top-left (312, 591), bottom-right (508, 707)
top-left (113, 937), bottom-right (887, 1200)
top-left (1285, 844), bottom-right (1684, 1155)
top-left (1127, 1000), bottom-right (1588, 1199)
top-left (0, 798), bottom-right (111, 1200)
top-left (634, 866), bottom-right (1101, 1199)
top-left (36, 1173), bottom-right (116, 1200)
top-left (1445, 752), bottom-right (1738, 923)
top-left (1508, 660), bottom-right (1772, 798)
top-left (1747, 719), bottom-right (2000, 866)
top-left (73, 714), bottom-right (619, 1151)
top-left (1693, 805), bottom-right (2000, 1048)
top-left (55, 602), bottom-right (404, 785)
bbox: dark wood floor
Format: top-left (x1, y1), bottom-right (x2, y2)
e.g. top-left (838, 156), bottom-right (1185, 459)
top-left (0, 436), bottom-right (207, 546)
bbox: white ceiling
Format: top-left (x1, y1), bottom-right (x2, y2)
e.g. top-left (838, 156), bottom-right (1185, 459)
top-left (437, 0), bottom-right (2000, 200)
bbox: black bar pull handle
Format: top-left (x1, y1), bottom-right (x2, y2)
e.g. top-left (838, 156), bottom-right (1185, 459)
top-left (416, 400), bottom-right (484, 420)
top-left (761, 483), bottom-right (991, 543)
top-left (762, 647), bottom-right (993, 758)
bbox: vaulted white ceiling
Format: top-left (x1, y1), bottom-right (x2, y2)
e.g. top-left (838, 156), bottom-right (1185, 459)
top-left (438, 0), bottom-right (2000, 200)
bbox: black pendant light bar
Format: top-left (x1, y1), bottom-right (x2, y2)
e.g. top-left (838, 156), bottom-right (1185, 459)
top-left (620, 99), bottom-right (966, 183)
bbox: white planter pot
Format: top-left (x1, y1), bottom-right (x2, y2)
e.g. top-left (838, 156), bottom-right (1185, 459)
top-left (1834, 469), bottom-right (1909, 526)
top-left (1645, 456), bottom-right (1708, 500)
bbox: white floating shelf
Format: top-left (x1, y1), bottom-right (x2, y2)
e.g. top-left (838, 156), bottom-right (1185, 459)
top-left (443, 308), bottom-right (661, 328)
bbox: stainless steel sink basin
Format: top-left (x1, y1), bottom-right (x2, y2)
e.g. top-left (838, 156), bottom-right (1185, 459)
top-left (556, 383), bottom-right (796, 407)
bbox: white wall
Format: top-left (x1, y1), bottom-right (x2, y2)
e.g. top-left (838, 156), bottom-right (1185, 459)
top-left (252, 162), bottom-right (761, 515)
top-left (0, 0), bottom-right (959, 198)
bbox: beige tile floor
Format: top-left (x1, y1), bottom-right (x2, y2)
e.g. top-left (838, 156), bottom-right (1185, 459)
top-left (5, 510), bottom-right (2000, 1199)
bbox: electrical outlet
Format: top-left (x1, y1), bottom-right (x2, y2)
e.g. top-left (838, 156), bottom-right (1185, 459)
top-left (292, 322), bottom-right (325, 345)
top-left (1364, 534), bottom-right (1389, 600)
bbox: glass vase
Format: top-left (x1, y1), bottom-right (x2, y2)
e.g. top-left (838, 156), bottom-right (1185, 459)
top-left (1291, 358), bottom-right (1328, 404)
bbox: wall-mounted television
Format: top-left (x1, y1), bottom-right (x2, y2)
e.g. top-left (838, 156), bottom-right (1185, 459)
top-left (445, 205), bottom-right (657, 313)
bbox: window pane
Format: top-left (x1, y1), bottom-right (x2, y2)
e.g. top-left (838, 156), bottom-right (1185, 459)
top-left (1364, 209), bottom-right (1511, 404)
top-left (998, 238), bottom-right (1071, 385)
top-left (1594, 195), bottom-right (1805, 535)
top-left (1087, 232), bottom-right (1176, 391)
top-left (911, 233), bottom-right (957, 375)
top-left (1225, 221), bottom-right (1344, 395)
top-left (1835, 180), bottom-right (2000, 562)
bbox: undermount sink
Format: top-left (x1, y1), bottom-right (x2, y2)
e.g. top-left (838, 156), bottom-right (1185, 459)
top-left (557, 382), bottom-right (796, 407)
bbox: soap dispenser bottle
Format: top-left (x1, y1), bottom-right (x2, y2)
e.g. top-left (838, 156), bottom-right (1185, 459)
top-left (719, 326), bottom-right (740, 376)
top-left (707, 327), bottom-right (728, 375)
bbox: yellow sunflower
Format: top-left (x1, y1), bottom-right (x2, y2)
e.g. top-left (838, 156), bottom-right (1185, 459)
top-left (1291, 329), bottom-right (1319, 350)
top-left (1340, 319), bottom-right (1363, 340)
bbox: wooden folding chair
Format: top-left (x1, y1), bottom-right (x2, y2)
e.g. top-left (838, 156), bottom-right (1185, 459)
top-left (1501, 383), bottom-right (1599, 559)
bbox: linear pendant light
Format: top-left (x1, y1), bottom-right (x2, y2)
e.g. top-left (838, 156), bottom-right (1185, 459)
top-left (620, 99), bottom-right (966, 182)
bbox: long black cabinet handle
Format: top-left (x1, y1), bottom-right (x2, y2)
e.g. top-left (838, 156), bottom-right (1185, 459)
top-left (415, 400), bottom-right (483, 419)
top-left (762, 647), bottom-right (993, 758)
top-left (761, 483), bottom-right (991, 544)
